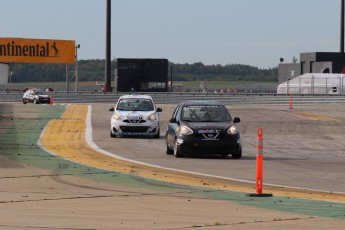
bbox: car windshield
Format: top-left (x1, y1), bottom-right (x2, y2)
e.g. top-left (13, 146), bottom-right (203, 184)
top-left (181, 105), bottom-right (230, 122)
top-left (34, 90), bottom-right (45, 95)
top-left (116, 98), bottom-right (154, 111)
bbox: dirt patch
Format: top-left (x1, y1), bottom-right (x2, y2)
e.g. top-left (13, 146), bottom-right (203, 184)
top-left (0, 156), bottom-right (25, 168)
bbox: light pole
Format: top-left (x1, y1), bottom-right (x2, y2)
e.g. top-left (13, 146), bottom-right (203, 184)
top-left (105, 0), bottom-right (111, 92)
top-left (341, 0), bottom-right (344, 53)
top-left (9, 71), bottom-right (13, 84)
top-left (75, 44), bottom-right (80, 92)
top-left (66, 64), bottom-right (69, 92)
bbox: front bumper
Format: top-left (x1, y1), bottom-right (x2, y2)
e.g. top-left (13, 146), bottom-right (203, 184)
top-left (38, 98), bottom-right (51, 104)
top-left (176, 134), bottom-right (241, 155)
top-left (111, 121), bottom-right (159, 136)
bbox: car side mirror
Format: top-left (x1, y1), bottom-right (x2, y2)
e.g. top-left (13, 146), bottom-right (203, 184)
top-left (109, 107), bottom-right (114, 112)
top-left (156, 108), bottom-right (162, 112)
top-left (169, 117), bottom-right (177, 123)
top-left (233, 117), bottom-right (240, 123)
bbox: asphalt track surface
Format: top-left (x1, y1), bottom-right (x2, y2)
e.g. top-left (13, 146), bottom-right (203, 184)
top-left (90, 103), bottom-right (345, 195)
top-left (1, 102), bottom-right (345, 229)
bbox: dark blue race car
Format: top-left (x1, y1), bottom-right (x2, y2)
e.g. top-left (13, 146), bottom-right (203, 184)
top-left (165, 100), bottom-right (242, 159)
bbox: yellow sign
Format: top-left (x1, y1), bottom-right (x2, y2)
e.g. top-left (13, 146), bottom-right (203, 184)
top-left (0, 38), bottom-right (76, 64)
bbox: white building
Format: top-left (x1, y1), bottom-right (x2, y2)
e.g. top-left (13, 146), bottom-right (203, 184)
top-left (277, 73), bottom-right (345, 94)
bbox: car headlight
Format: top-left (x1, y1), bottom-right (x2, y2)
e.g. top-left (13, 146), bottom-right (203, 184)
top-left (227, 125), bottom-right (239, 135)
top-left (178, 125), bottom-right (193, 135)
top-left (148, 113), bottom-right (156, 121)
top-left (112, 113), bottom-right (121, 120)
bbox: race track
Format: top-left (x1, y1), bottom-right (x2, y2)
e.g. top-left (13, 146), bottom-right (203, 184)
top-left (2, 102), bottom-right (345, 230)
top-left (88, 103), bottom-right (345, 195)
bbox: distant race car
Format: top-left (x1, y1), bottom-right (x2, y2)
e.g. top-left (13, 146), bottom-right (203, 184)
top-left (22, 88), bottom-right (51, 104)
top-left (109, 94), bottom-right (162, 138)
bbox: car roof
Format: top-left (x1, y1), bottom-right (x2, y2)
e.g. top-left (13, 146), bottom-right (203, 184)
top-left (24, 88), bottom-right (39, 92)
top-left (119, 94), bottom-right (153, 100)
top-left (179, 100), bottom-right (224, 106)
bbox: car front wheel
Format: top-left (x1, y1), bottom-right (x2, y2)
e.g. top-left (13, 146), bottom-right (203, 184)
top-left (173, 138), bottom-right (184, 158)
top-left (154, 129), bottom-right (160, 139)
top-left (165, 134), bottom-right (174, 155)
top-left (110, 131), bottom-right (117, 138)
top-left (166, 140), bottom-right (174, 155)
top-left (232, 144), bottom-right (242, 159)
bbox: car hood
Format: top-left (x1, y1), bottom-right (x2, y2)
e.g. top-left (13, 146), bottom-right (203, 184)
top-left (23, 94), bottom-right (49, 98)
top-left (182, 121), bottom-right (233, 130)
top-left (115, 110), bottom-right (156, 118)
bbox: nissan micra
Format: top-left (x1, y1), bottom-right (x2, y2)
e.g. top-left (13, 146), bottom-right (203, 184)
top-left (109, 95), bottom-right (162, 138)
top-left (22, 88), bottom-right (51, 104)
top-left (165, 100), bottom-right (242, 158)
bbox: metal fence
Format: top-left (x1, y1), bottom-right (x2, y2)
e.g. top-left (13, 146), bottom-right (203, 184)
top-left (0, 82), bottom-right (279, 94)
top-left (1, 91), bottom-right (345, 105)
top-left (0, 83), bottom-right (101, 93)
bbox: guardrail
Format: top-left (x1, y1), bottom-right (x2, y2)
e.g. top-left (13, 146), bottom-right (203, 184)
top-left (2, 91), bottom-right (345, 105)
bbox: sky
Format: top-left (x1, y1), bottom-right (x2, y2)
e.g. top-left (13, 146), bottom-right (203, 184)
top-left (0, 0), bottom-right (341, 69)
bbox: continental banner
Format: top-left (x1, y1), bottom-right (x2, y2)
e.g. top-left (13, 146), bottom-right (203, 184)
top-left (0, 38), bottom-right (75, 64)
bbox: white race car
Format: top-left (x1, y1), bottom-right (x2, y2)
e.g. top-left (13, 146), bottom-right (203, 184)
top-left (109, 95), bottom-right (162, 138)
top-left (23, 88), bottom-right (51, 104)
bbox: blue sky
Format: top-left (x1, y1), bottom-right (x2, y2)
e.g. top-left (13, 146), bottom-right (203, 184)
top-left (1, 0), bottom-right (341, 68)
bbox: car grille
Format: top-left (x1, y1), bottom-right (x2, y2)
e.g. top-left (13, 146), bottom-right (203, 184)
top-left (119, 126), bottom-right (150, 133)
top-left (123, 119), bottom-right (146, 124)
top-left (39, 98), bottom-right (50, 103)
top-left (196, 129), bottom-right (222, 139)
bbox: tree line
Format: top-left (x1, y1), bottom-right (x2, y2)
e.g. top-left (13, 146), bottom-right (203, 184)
top-left (8, 60), bottom-right (278, 83)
